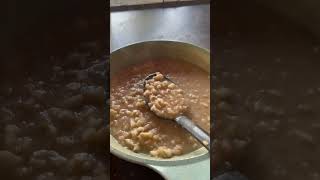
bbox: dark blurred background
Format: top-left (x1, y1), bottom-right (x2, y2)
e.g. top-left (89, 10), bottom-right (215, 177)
top-left (3, 0), bottom-right (108, 83)
top-left (2, 1), bottom-right (109, 179)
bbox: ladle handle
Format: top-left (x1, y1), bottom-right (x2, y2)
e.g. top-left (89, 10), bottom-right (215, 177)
top-left (175, 116), bottom-right (210, 151)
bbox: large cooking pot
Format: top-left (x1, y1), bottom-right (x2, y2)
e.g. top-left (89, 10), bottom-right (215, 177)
top-left (110, 40), bottom-right (210, 180)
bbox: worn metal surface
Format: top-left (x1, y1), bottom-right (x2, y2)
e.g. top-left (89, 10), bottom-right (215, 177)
top-left (111, 0), bottom-right (198, 7)
top-left (111, 4), bottom-right (210, 52)
top-left (110, 4), bottom-right (210, 180)
top-left (110, 0), bottom-right (210, 11)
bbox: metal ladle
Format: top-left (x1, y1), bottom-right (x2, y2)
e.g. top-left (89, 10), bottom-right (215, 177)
top-left (143, 73), bottom-right (210, 151)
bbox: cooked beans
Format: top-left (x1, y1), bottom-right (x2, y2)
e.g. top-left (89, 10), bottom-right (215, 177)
top-left (144, 72), bottom-right (188, 119)
top-left (111, 60), bottom-right (210, 158)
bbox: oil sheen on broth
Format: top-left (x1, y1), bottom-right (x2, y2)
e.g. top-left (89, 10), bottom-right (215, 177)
top-left (110, 60), bottom-right (210, 158)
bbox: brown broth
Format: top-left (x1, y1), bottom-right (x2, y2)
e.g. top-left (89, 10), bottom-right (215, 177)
top-left (110, 59), bottom-right (210, 158)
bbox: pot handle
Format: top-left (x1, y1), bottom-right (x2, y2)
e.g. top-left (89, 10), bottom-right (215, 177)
top-left (147, 157), bottom-right (210, 180)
